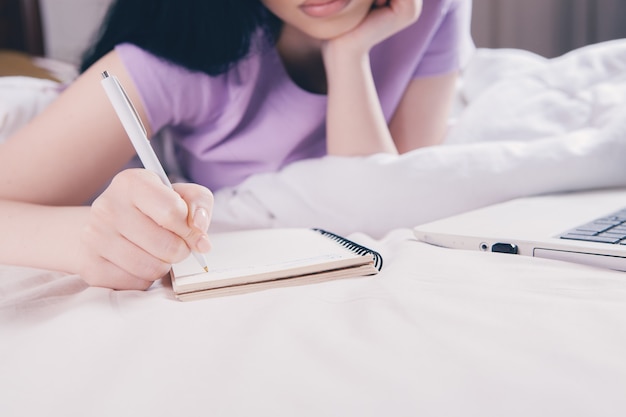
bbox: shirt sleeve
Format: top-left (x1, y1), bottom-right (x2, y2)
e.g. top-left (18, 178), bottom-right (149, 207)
top-left (114, 43), bottom-right (227, 134)
top-left (412, 0), bottom-right (475, 78)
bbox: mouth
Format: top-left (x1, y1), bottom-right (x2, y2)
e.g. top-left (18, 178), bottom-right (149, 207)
top-left (299, 0), bottom-right (350, 18)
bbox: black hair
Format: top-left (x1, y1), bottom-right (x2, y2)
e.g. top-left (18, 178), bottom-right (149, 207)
top-left (80, 0), bottom-right (281, 75)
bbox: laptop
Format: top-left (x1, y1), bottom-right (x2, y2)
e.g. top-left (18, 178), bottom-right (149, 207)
top-left (413, 187), bottom-right (626, 271)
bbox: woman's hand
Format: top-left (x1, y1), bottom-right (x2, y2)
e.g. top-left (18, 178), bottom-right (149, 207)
top-left (326, 0), bottom-right (423, 56)
top-left (78, 169), bottom-right (213, 290)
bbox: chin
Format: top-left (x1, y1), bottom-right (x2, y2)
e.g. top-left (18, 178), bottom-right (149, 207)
top-left (301, 15), bottom-right (365, 40)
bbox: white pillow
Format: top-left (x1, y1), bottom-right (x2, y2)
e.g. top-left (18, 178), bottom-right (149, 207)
top-left (0, 77), bottom-right (61, 143)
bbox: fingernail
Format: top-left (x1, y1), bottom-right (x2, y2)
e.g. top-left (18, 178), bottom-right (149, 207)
top-left (196, 234), bottom-right (211, 253)
top-left (193, 207), bottom-right (210, 232)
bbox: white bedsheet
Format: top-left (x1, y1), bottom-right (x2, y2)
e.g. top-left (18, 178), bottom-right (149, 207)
top-left (2, 41), bottom-right (626, 416)
top-left (2, 230), bottom-right (626, 416)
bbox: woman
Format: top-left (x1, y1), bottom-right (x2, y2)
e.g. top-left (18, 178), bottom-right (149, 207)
top-left (0, 0), bottom-right (474, 290)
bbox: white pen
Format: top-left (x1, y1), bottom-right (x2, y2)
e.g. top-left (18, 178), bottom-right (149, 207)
top-left (100, 70), bottom-right (209, 273)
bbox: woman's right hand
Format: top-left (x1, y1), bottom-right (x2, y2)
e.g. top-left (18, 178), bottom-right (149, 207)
top-left (324, 0), bottom-right (423, 57)
top-left (78, 168), bottom-right (213, 290)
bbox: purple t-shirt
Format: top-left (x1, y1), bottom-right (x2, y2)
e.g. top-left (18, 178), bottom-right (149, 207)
top-left (116, 0), bottom-right (474, 191)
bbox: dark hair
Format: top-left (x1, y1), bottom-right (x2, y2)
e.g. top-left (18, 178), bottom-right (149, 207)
top-left (80, 0), bottom-right (281, 75)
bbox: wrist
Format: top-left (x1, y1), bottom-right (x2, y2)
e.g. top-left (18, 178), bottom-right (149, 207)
top-left (322, 38), bottom-right (370, 66)
top-left (322, 40), bottom-right (370, 79)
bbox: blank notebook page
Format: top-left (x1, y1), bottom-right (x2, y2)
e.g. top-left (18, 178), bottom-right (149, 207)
top-left (171, 228), bottom-right (370, 287)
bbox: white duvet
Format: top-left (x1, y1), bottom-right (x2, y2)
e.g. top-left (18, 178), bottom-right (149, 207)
top-left (2, 41), bottom-right (626, 417)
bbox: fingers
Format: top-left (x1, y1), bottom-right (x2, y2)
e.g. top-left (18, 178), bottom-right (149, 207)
top-left (391, 0), bottom-right (422, 22)
top-left (79, 169), bottom-right (214, 290)
top-left (327, 0), bottom-right (422, 54)
top-left (368, 0), bottom-right (420, 27)
top-left (124, 170), bottom-right (213, 255)
top-left (172, 182), bottom-right (214, 253)
top-left (80, 222), bottom-right (170, 290)
top-left (102, 194), bottom-right (190, 262)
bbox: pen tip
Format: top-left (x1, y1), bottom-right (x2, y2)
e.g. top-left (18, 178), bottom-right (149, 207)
top-left (203, 266), bottom-right (209, 273)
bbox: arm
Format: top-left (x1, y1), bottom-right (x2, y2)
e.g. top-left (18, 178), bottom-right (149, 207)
top-left (0, 50), bottom-right (212, 290)
top-left (389, 71), bottom-right (459, 152)
top-left (323, 44), bottom-right (397, 156)
top-left (324, 51), bottom-right (458, 155)
top-left (322, 0), bottom-right (423, 156)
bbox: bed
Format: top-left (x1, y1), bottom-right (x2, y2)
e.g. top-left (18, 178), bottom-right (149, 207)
top-left (2, 25), bottom-right (626, 417)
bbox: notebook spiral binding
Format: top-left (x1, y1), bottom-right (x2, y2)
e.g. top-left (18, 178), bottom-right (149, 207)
top-left (313, 228), bottom-right (383, 271)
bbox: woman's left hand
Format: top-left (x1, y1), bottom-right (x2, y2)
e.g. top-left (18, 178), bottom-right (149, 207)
top-left (326, 0), bottom-right (423, 55)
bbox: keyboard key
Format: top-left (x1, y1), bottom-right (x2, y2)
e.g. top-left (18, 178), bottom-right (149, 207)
top-left (558, 207), bottom-right (626, 245)
top-left (575, 222), bottom-right (615, 233)
top-left (560, 234), bottom-right (622, 244)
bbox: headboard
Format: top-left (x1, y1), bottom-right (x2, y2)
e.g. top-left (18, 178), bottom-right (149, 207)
top-left (0, 0), bottom-right (44, 55)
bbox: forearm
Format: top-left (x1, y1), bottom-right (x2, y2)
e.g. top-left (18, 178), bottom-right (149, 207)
top-left (0, 200), bottom-right (89, 273)
top-left (389, 72), bottom-right (459, 152)
top-left (323, 45), bottom-right (398, 156)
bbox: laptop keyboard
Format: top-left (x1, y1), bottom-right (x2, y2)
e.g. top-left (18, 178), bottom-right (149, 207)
top-left (560, 208), bottom-right (626, 244)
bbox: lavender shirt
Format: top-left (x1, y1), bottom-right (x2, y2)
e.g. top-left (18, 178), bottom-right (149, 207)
top-left (116, 0), bottom-right (474, 190)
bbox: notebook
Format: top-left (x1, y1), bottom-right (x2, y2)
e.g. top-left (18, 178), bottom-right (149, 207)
top-left (413, 187), bottom-right (626, 272)
top-left (170, 228), bottom-right (383, 301)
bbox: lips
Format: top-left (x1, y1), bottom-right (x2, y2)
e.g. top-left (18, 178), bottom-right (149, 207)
top-left (299, 0), bottom-right (350, 18)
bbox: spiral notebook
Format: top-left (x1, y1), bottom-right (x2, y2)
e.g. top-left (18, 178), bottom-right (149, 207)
top-left (170, 228), bottom-right (383, 301)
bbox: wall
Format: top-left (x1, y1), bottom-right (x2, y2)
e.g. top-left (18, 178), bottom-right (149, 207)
top-left (472, 0), bottom-right (626, 57)
top-left (39, 0), bottom-right (111, 64)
